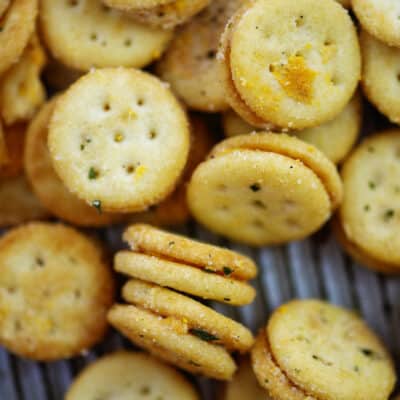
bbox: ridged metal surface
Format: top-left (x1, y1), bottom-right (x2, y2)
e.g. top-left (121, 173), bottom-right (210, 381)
top-left (0, 224), bottom-right (399, 399)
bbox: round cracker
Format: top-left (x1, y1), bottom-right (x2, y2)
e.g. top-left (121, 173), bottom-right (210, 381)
top-left (0, 0), bottom-right (37, 76)
top-left (339, 130), bottom-right (400, 272)
top-left (108, 304), bottom-right (236, 380)
top-left (0, 222), bottom-right (115, 360)
top-left (128, 115), bottom-right (215, 226)
top-left (0, 175), bottom-right (48, 227)
top-left (66, 351), bottom-right (199, 400)
top-left (122, 279), bottom-right (254, 352)
top-left (156, 0), bottom-right (243, 112)
top-left (0, 34), bottom-right (47, 126)
top-left (210, 133), bottom-right (343, 209)
top-left (352, 0), bottom-right (400, 47)
top-left (115, 251), bottom-right (256, 305)
top-left (251, 331), bottom-right (313, 400)
top-left (333, 217), bottom-right (400, 275)
top-left (223, 94), bottom-right (362, 164)
top-left (361, 30), bottom-right (400, 125)
top-left (188, 149), bottom-right (331, 246)
top-left (268, 300), bottom-right (396, 400)
top-left (40, 0), bottom-right (172, 71)
top-left (25, 99), bottom-right (122, 227)
top-left (48, 68), bottom-right (190, 213)
top-left (222, 357), bottom-right (269, 400)
top-left (122, 224), bottom-right (257, 280)
top-left (105, 0), bottom-right (211, 29)
top-left (227, 0), bottom-right (360, 130)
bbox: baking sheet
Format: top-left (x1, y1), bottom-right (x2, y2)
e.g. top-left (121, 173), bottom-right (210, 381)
top-left (0, 223), bottom-right (399, 399)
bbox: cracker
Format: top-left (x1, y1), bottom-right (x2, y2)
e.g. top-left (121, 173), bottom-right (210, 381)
top-left (338, 130), bottom-right (400, 273)
top-left (0, 35), bottom-right (46, 126)
top-left (223, 0), bottom-right (360, 130)
top-left (0, 0), bottom-right (38, 76)
top-left (115, 251), bottom-right (256, 305)
top-left (268, 300), bottom-right (396, 400)
top-left (0, 222), bottom-right (115, 360)
top-left (25, 99), bottom-right (123, 227)
top-left (108, 304), bottom-right (236, 380)
top-left (188, 133), bottom-right (342, 246)
top-left (352, 0), bottom-right (400, 47)
top-left (122, 224), bottom-right (257, 280)
top-left (222, 357), bottom-right (269, 400)
top-left (155, 0), bottom-right (242, 112)
top-left (66, 351), bottom-right (199, 400)
top-left (40, 0), bottom-right (172, 71)
top-left (48, 68), bottom-right (190, 213)
top-left (0, 175), bottom-right (48, 227)
top-left (128, 115), bottom-right (215, 226)
top-left (361, 30), bottom-right (400, 125)
top-left (251, 331), bottom-right (313, 400)
top-left (223, 93), bottom-right (362, 164)
top-left (122, 279), bottom-right (254, 352)
top-left (0, 123), bottom-right (25, 179)
top-left (105, 0), bottom-right (211, 29)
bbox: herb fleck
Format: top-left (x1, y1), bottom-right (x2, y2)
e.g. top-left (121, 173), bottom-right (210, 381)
top-left (92, 200), bottom-right (102, 214)
top-left (383, 209), bottom-right (395, 221)
top-left (88, 167), bottom-right (99, 180)
top-left (224, 297), bottom-right (231, 302)
top-left (364, 204), bottom-right (370, 212)
top-left (312, 354), bottom-right (333, 366)
top-left (168, 241), bottom-right (175, 247)
top-left (360, 348), bottom-right (382, 360)
top-left (140, 386), bottom-right (151, 394)
top-left (223, 267), bottom-right (233, 276)
top-left (368, 181), bottom-right (376, 190)
top-left (367, 146), bottom-right (375, 153)
top-left (190, 329), bottom-right (219, 342)
top-left (354, 365), bottom-right (360, 373)
top-left (189, 360), bottom-right (201, 367)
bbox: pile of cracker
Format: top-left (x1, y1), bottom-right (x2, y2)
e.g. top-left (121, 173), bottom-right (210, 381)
top-left (0, 0), bottom-right (399, 399)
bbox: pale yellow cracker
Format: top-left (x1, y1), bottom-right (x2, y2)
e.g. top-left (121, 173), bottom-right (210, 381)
top-left (223, 0), bottom-right (360, 130)
top-left (0, 175), bottom-right (48, 227)
top-left (0, 0), bottom-right (38, 76)
top-left (0, 35), bottom-right (46, 126)
top-left (123, 224), bottom-right (257, 279)
top-left (188, 133), bottom-right (342, 246)
top-left (339, 130), bottom-right (400, 273)
top-left (128, 115), bottom-right (215, 226)
top-left (223, 93), bottom-right (362, 164)
top-left (48, 68), bottom-right (190, 213)
top-left (268, 300), bottom-right (396, 400)
top-left (105, 0), bottom-right (211, 29)
top-left (352, 0), bottom-right (400, 47)
top-left (122, 279), bottom-right (254, 352)
top-left (0, 222), bottom-right (115, 360)
top-left (115, 251), bottom-right (255, 305)
top-left (156, 0), bottom-right (242, 112)
top-left (222, 357), bottom-right (269, 400)
top-left (251, 331), bottom-right (314, 400)
top-left (0, 123), bottom-right (26, 179)
top-left (25, 99), bottom-right (123, 227)
top-left (108, 304), bottom-right (236, 380)
top-left (361, 30), bottom-right (400, 125)
top-left (40, 0), bottom-right (172, 71)
top-left (66, 351), bottom-right (199, 400)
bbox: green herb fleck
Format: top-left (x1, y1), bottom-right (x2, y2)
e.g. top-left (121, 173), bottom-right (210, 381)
top-left (88, 167), bottom-right (98, 180)
top-left (80, 144), bottom-right (85, 151)
top-left (360, 348), bottom-right (382, 360)
top-left (383, 209), bottom-right (395, 221)
top-left (312, 354), bottom-right (333, 366)
top-left (264, 378), bottom-right (269, 384)
top-left (189, 360), bottom-right (201, 367)
top-left (354, 365), bottom-right (360, 373)
top-left (250, 183), bottom-right (261, 192)
top-left (224, 297), bottom-right (231, 302)
top-left (367, 146), bottom-right (375, 153)
top-left (364, 204), bottom-right (370, 212)
top-left (92, 200), bottom-right (102, 214)
top-left (223, 267), bottom-right (233, 276)
top-left (168, 241), bottom-right (175, 247)
top-left (368, 181), bottom-right (376, 190)
top-left (140, 386), bottom-right (151, 395)
top-left (190, 329), bottom-right (219, 342)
